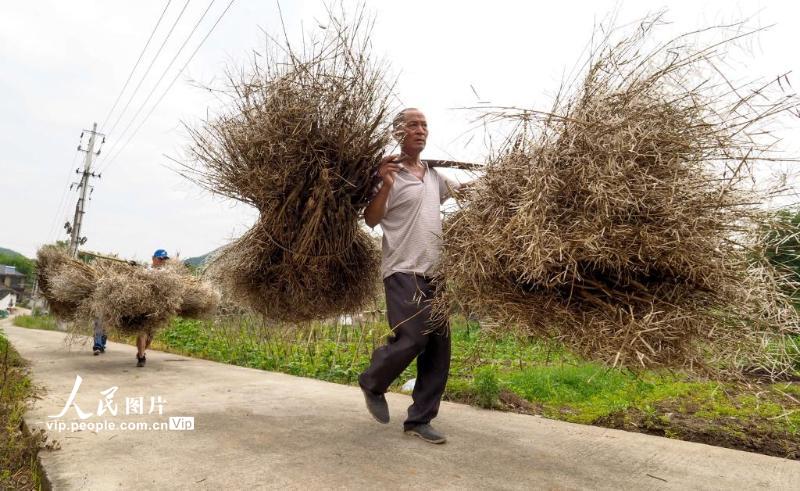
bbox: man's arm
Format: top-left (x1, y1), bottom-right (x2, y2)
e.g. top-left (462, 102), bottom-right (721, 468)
top-left (364, 155), bottom-right (402, 227)
top-left (364, 184), bottom-right (391, 228)
top-left (438, 170), bottom-right (483, 203)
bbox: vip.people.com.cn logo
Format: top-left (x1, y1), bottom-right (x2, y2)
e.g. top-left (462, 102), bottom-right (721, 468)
top-left (46, 375), bottom-right (195, 432)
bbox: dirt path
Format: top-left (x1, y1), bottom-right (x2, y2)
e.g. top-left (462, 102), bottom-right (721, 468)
top-left (3, 321), bottom-right (799, 490)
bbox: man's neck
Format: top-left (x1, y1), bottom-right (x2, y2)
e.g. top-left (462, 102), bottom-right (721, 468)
top-left (402, 151), bottom-right (423, 168)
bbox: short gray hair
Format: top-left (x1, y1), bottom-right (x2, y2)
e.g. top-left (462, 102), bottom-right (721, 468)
top-left (392, 108), bottom-right (419, 132)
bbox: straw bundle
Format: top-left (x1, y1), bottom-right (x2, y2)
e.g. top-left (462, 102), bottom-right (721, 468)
top-left (166, 262), bottom-right (221, 319)
top-left (36, 246), bottom-right (96, 320)
top-left (37, 246), bottom-right (219, 333)
top-left (207, 219), bottom-right (380, 321)
top-left (437, 18), bottom-right (800, 376)
top-left (90, 261), bottom-right (184, 335)
top-left (183, 12), bottom-right (390, 322)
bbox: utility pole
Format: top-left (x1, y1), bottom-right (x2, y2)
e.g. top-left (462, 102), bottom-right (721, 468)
top-left (66, 123), bottom-right (104, 258)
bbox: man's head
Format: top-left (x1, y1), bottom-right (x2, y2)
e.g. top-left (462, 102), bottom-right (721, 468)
top-left (152, 249), bottom-right (169, 268)
top-left (392, 108), bottom-right (428, 157)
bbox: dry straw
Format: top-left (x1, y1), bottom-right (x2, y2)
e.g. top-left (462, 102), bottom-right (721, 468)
top-left (167, 262), bottom-right (221, 319)
top-left (90, 261), bottom-right (184, 335)
top-left (36, 247), bottom-right (219, 335)
top-left (36, 245), bottom-right (97, 320)
top-left (435, 16), bottom-right (800, 378)
top-left (181, 9), bottom-right (391, 322)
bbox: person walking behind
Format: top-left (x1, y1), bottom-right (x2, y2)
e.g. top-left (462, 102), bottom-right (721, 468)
top-left (92, 318), bottom-right (107, 355)
top-left (136, 249), bottom-right (169, 367)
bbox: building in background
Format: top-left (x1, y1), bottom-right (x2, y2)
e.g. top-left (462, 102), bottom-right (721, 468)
top-left (0, 265), bottom-right (27, 301)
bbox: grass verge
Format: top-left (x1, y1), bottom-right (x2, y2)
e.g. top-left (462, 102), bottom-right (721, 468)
top-left (12, 314), bottom-right (59, 331)
top-left (0, 329), bottom-right (46, 490)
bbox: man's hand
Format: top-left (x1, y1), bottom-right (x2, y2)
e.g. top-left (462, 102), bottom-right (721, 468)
top-left (378, 154), bottom-right (404, 187)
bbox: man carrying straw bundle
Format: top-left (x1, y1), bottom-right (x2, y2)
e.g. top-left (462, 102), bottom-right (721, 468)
top-left (135, 249), bottom-right (170, 367)
top-left (358, 108), bottom-right (463, 444)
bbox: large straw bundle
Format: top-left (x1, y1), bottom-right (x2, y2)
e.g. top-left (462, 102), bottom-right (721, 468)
top-left (90, 261), bottom-right (184, 335)
top-left (207, 219), bottom-right (379, 321)
top-left (183, 12), bottom-right (390, 322)
top-left (36, 246), bottom-right (96, 320)
top-left (437, 18), bottom-right (800, 377)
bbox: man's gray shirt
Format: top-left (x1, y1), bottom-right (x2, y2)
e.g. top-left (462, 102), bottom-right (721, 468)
top-left (374, 163), bottom-right (459, 278)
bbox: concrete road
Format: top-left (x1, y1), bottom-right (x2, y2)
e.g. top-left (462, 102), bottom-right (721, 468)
top-left (2, 320), bottom-right (799, 490)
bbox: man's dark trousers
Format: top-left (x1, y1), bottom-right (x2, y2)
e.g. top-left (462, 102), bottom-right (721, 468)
top-left (359, 272), bottom-right (451, 429)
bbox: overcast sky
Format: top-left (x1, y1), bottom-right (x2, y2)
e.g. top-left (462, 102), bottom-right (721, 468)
top-left (2, 0), bottom-right (798, 260)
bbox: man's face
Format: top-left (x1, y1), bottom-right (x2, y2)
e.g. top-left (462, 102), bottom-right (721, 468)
top-left (152, 257), bottom-right (167, 268)
top-left (395, 110), bottom-right (428, 155)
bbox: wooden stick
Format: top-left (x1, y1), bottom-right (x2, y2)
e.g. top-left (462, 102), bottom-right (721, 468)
top-left (423, 159), bottom-right (484, 171)
top-left (77, 250), bottom-right (132, 265)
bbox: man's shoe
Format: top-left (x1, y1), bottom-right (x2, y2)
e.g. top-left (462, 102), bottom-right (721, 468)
top-left (136, 355), bottom-right (146, 367)
top-left (404, 424), bottom-right (447, 444)
top-left (93, 347), bottom-right (101, 356)
top-left (359, 385), bottom-right (389, 424)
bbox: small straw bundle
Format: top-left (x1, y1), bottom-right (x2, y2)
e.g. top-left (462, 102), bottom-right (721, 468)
top-left (166, 262), bottom-right (221, 319)
top-left (36, 247), bottom-right (219, 334)
top-left (183, 10), bottom-right (390, 322)
top-left (436, 17), bottom-right (800, 377)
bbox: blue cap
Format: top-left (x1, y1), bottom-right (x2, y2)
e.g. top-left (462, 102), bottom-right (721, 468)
top-left (152, 249), bottom-right (169, 259)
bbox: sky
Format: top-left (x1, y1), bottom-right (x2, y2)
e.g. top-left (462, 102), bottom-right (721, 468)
top-left (1, 0), bottom-right (798, 260)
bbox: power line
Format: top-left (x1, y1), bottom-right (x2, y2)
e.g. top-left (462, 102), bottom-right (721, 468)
top-left (102, 0), bottom-right (191, 138)
top-left (100, 0), bottom-right (173, 130)
top-left (46, 148), bottom-right (81, 242)
top-left (48, 153), bottom-right (78, 241)
top-left (97, 0), bottom-right (217, 171)
top-left (100, 0), bottom-right (236, 174)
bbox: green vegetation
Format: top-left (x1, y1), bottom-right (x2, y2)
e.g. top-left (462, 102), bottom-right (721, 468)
top-left (763, 208), bottom-right (800, 310)
top-left (14, 313), bottom-right (800, 458)
top-left (154, 317), bottom-right (388, 383)
top-left (473, 366), bottom-right (501, 408)
top-left (0, 332), bottom-right (45, 490)
top-left (12, 315), bottom-right (58, 331)
top-left (764, 208), bottom-right (800, 279)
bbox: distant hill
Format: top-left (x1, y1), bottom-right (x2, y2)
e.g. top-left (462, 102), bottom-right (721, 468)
top-left (184, 250), bottom-right (217, 267)
top-left (0, 247), bottom-right (28, 260)
top-left (0, 246), bottom-right (34, 278)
